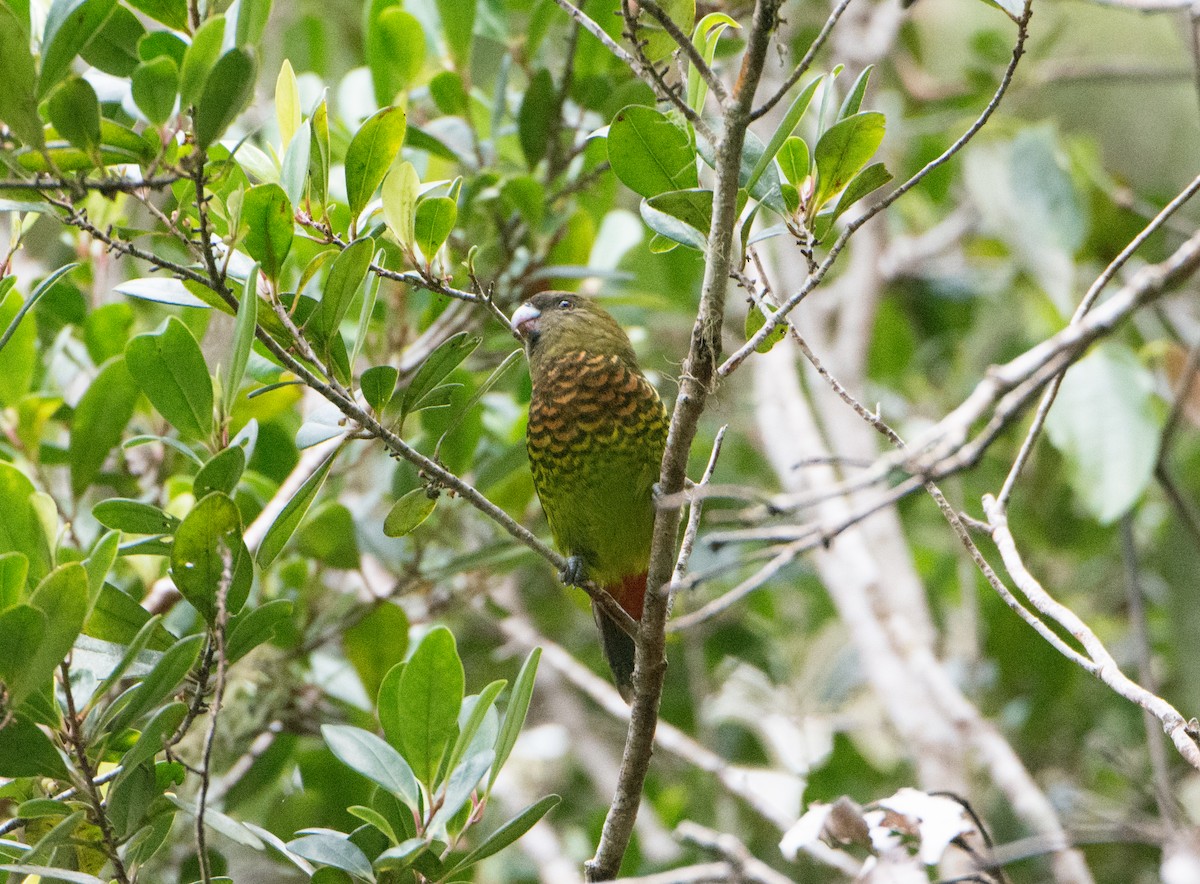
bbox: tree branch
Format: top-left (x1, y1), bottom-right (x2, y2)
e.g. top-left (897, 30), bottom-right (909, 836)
top-left (585, 2), bottom-right (783, 878)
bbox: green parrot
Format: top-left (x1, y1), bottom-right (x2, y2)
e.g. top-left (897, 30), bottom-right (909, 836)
top-left (511, 292), bottom-right (669, 699)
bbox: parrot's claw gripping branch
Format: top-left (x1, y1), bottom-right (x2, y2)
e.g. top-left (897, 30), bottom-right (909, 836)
top-left (559, 556), bottom-right (588, 588)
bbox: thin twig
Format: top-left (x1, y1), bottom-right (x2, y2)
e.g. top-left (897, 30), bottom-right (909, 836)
top-left (723, 0), bottom-right (1034, 374)
top-left (669, 539), bottom-right (804, 631)
top-left (60, 662), bottom-right (132, 884)
top-left (637, 0), bottom-right (729, 106)
top-left (0, 173), bottom-right (186, 194)
top-left (984, 496), bottom-right (1200, 770)
top-left (995, 169), bottom-right (1200, 508)
top-left (670, 425), bottom-right (728, 589)
top-left (195, 546), bottom-right (234, 883)
top-left (751, 0), bottom-right (855, 121)
top-left (1119, 517), bottom-right (1180, 828)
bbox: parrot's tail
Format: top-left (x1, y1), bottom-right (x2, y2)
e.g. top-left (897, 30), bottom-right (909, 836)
top-left (594, 572), bottom-right (646, 702)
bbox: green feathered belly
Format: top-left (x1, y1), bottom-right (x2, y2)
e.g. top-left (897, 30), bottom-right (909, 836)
top-left (526, 351), bottom-right (668, 584)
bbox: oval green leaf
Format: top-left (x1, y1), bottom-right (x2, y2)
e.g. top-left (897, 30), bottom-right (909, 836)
top-left (125, 316), bottom-right (214, 439)
top-left (241, 184), bottom-right (294, 281)
top-left (344, 105), bottom-right (407, 223)
top-left (607, 105), bottom-right (697, 198)
top-left (194, 47), bottom-right (257, 150)
top-left (382, 487), bottom-right (437, 538)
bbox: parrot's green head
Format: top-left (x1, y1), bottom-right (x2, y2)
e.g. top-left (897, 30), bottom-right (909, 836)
top-left (511, 292), bottom-right (639, 379)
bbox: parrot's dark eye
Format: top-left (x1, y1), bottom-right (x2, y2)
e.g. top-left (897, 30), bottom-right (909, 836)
top-left (557, 298), bottom-right (573, 310)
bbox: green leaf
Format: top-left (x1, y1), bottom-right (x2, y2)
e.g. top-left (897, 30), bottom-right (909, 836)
top-left (382, 163), bottom-right (420, 251)
top-left (83, 530), bottom-right (120, 605)
top-left (430, 747), bottom-right (493, 833)
top-left (827, 161), bottom-right (892, 225)
top-left (1, 264), bottom-right (78, 387)
top-left (812, 111), bottom-right (886, 213)
top-left (194, 47), bottom-right (257, 149)
top-left (225, 266), bottom-right (259, 407)
top-left (518, 67), bottom-right (556, 169)
top-left (0, 463), bottom-right (51, 585)
top-left (226, 598), bottom-right (293, 662)
top-left (47, 77), bottom-right (101, 154)
top-left (776, 136), bottom-right (810, 188)
top-left (347, 805), bottom-right (400, 846)
top-left (321, 724), bottom-right (420, 809)
top-left (236, 0), bottom-right (272, 46)
top-left (445, 680), bottom-right (505, 783)
top-left (194, 445), bottom-right (247, 498)
top-left (361, 365), bottom-right (399, 413)
top-left (297, 501), bottom-right (360, 569)
top-left (435, 0), bottom-right (474, 71)
top-left (443, 795), bottom-right (560, 877)
top-left (308, 97), bottom-right (331, 209)
top-left (288, 833), bottom-right (375, 881)
top-left (281, 119), bottom-right (312, 205)
top-left (131, 56), bottom-right (178, 125)
top-left (38, 0), bottom-right (119, 97)
top-left (275, 58), bottom-right (300, 147)
top-left (0, 604), bottom-right (46, 709)
top-left (241, 185), bottom-right (294, 281)
top-left (102, 632), bottom-right (203, 734)
top-left (396, 625), bottom-right (463, 787)
top-left (640, 0), bottom-right (694, 61)
top-left (170, 492), bottom-right (245, 622)
top-left (639, 198), bottom-right (707, 251)
top-left (0, 715), bottom-right (70, 779)
top-left (115, 277), bottom-right (213, 309)
top-left (490, 647), bottom-right (540, 789)
top-left (607, 105), bottom-right (697, 198)
top-left (0, 289), bottom-right (37, 406)
top-left (744, 303), bottom-right (787, 354)
top-left (93, 499), bottom-right (179, 535)
top-left (644, 188), bottom-right (712, 237)
top-left (256, 446), bottom-right (339, 566)
top-left (0, 551), bottom-right (28, 609)
top-left (382, 488), bottom-right (437, 538)
top-left (373, 838), bottom-right (425, 871)
top-left (125, 317), bottom-right (214, 439)
top-left (434, 348), bottom-right (521, 461)
top-left (686, 12), bottom-right (738, 115)
top-left (81, 7), bottom-right (143, 77)
top-left (321, 237), bottom-right (374, 336)
top-left (139, 31), bottom-right (187, 65)
top-left (70, 355), bottom-right (140, 497)
top-left (399, 332), bottom-right (480, 423)
top-left (0, 3), bottom-right (44, 148)
top-left (344, 601), bottom-right (407, 698)
top-left (126, 0), bottom-right (187, 29)
top-left (118, 701), bottom-right (187, 774)
top-left (1045, 344), bottom-right (1164, 524)
top-left (178, 14), bottom-right (224, 109)
top-left (85, 585), bottom-right (173, 648)
top-left (90, 612), bottom-right (168, 700)
top-left (429, 71), bottom-right (467, 115)
top-left (745, 75), bottom-right (822, 196)
top-left (837, 64), bottom-right (873, 120)
top-left (14, 563), bottom-right (89, 708)
top-left (345, 105), bottom-right (407, 224)
top-left (413, 196), bottom-right (456, 261)
top-left (368, 7), bottom-right (425, 106)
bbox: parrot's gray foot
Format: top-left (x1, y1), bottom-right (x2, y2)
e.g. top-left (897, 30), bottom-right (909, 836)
top-left (560, 556), bottom-right (587, 587)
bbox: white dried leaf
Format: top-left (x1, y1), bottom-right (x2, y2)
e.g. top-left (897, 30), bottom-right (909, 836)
top-left (876, 788), bottom-right (972, 865)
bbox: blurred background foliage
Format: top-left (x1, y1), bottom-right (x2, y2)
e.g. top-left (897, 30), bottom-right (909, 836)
top-left (1, 0), bottom-right (1200, 881)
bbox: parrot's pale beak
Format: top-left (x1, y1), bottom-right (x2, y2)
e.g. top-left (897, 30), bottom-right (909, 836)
top-left (510, 302), bottom-right (541, 340)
